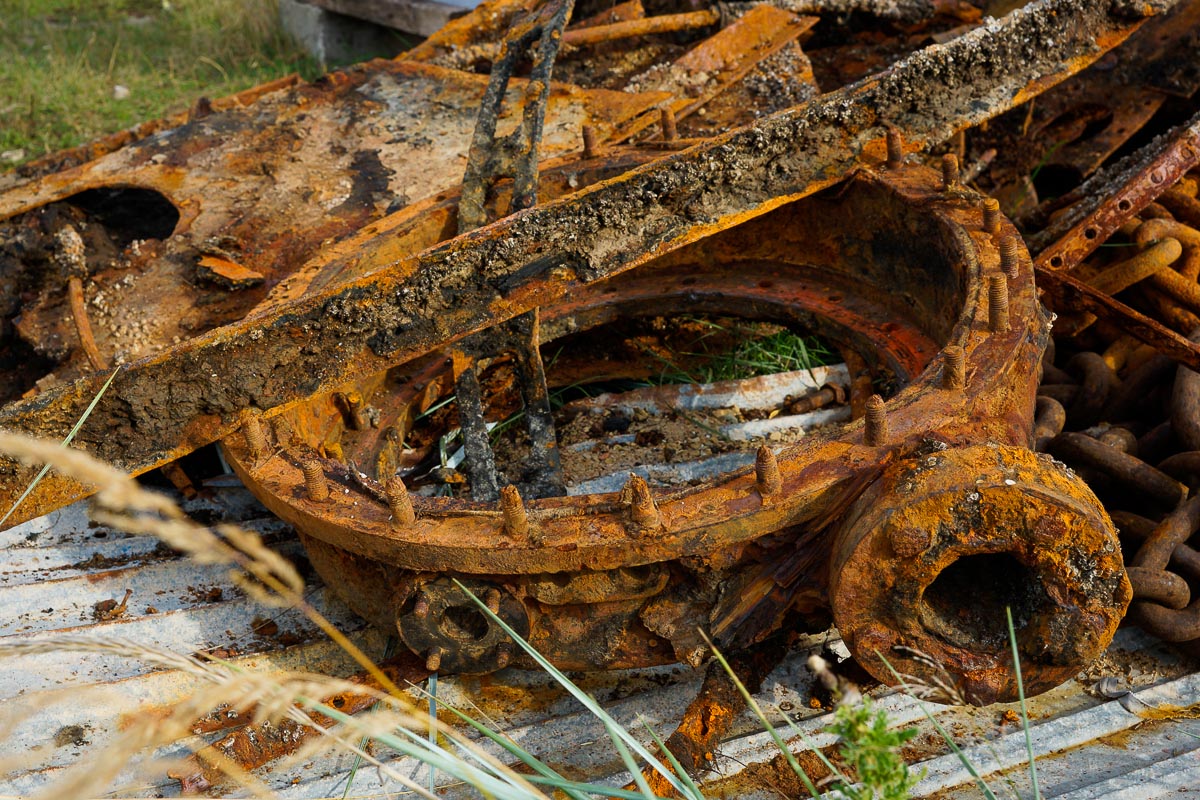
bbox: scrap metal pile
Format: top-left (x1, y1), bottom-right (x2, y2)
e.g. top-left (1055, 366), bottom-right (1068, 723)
top-left (3, 0), bottom-right (1200, 770)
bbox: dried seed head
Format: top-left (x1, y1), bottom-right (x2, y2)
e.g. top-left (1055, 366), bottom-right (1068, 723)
top-left (626, 474), bottom-right (661, 531)
top-left (941, 153), bottom-right (959, 190)
top-left (886, 127), bottom-right (903, 168)
top-left (499, 484), bottom-right (529, 537)
top-left (941, 345), bottom-right (965, 390)
top-left (385, 476), bottom-right (416, 526)
top-left (864, 394), bottom-right (888, 446)
top-left (243, 416), bottom-right (267, 459)
top-left (982, 197), bottom-right (1002, 236)
top-left (755, 445), bottom-right (782, 497)
top-left (301, 459), bottom-right (329, 502)
top-left (988, 274), bottom-right (1010, 332)
top-left (1000, 233), bottom-right (1021, 279)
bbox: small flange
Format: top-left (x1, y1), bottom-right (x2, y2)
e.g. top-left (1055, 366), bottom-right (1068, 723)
top-left (396, 577), bottom-right (530, 674)
top-left (829, 443), bottom-right (1131, 704)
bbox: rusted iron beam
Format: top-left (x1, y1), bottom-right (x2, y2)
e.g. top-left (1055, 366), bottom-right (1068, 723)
top-left (0, 0), bottom-right (1174, 529)
top-left (1035, 266), bottom-right (1200, 372)
top-left (1034, 109), bottom-right (1200, 273)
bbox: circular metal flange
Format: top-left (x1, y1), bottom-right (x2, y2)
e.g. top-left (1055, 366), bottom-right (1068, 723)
top-left (396, 577), bottom-right (529, 674)
top-left (829, 442), bottom-right (1131, 705)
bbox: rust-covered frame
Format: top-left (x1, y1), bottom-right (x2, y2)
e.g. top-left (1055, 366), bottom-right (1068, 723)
top-left (224, 162), bottom-right (1130, 704)
top-left (0, 0), bottom-right (1177, 530)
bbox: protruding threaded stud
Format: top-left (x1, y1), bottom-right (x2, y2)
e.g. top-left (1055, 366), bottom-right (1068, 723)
top-left (496, 642), bottom-right (512, 669)
top-left (755, 445), bottom-right (781, 497)
top-left (484, 587), bottom-right (502, 614)
top-left (988, 274), bottom-right (1010, 332)
top-left (243, 416), bottom-right (267, 459)
top-left (886, 128), bottom-right (903, 168)
top-left (941, 345), bottom-right (965, 390)
top-left (864, 394), bottom-right (888, 446)
top-left (412, 592), bottom-right (430, 619)
top-left (1000, 233), bottom-right (1021, 279)
top-left (626, 474), bottom-right (661, 530)
top-left (582, 124), bottom-right (597, 159)
top-left (385, 476), bottom-right (416, 526)
top-left (500, 484), bottom-right (529, 537)
top-left (941, 153), bottom-right (959, 190)
top-left (660, 107), bottom-right (677, 141)
top-left (426, 646), bottom-right (443, 672)
top-left (982, 197), bottom-right (1002, 236)
top-left (302, 460), bottom-right (329, 502)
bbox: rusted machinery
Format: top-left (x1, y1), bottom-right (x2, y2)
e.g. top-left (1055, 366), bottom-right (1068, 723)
top-left (0, 0), bottom-right (1191, 712)
top-left (222, 158), bottom-right (1130, 704)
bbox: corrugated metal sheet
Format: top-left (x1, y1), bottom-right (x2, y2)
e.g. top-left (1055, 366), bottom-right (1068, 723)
top-left (2, 476), bottom-right (1198, 798)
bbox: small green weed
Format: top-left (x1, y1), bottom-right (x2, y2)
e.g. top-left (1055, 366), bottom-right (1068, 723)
top-left (825, 698), bottom-right (921, 800)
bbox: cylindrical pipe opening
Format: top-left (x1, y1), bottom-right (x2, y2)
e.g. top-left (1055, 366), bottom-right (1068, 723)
top-left (919, 552), bottom-right (1048, 651)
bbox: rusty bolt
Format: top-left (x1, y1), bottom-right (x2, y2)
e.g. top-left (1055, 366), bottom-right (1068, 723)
top-left (426, 646), bottom-right (444, 672)
top-left (412, 591), bottom-right (430, 619)
top-left (301, 460), bottom-right (329, 502)
top-left (626, 474), bottom-right (661, 530)
top-left (755, 445), bottom-right (782, 497)
top-left (864, 394), bottom-right (888, 446)
top-left (885, 127), bottom-right (903, 169)
top-left (982, 197), bottom-right (1002, 236)
top-left (941, 345), bottom-right (965, 390)
top-left (243, 416), bottom-right (267, 459)
top-left (500, 484), bottom-right (529, 537)
top-left (582, 124), bottom-right (598, 159)
top-left (988, 274), bottom-right (1010, 332)
top-left (660, 107), bottom-right (678, 142)
top-left (999, 233), bottom-right (1021, 279)
top-left (484, 587), bottom-right (502, 614)
top-left (888, 526), bottom-right (931, 558)
top-left (385, 476), bottom-right (416, 526)
top-left (941, 153), bottom-right (959, 190)
top-left (496, 641), bottom-right (513, 669)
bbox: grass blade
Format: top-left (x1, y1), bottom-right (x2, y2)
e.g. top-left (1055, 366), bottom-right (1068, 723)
top-left (641, 721), bottom-right (705, 800)
top-left (699, 633), bottom-right (824, 797)
top-left (607, 722), bottom-right (658, 799)
top-left (428, 670), bottom-right (438, 797)
top-left (0, 366), bottom-right (119, 527)
top-left (452, 579), bottom-right (693, 797)
top-left (421, 688), bottom-right (595, 800)
top-left (876, 652), bottom-right (998, 800)
top-left (1007, 607), bottom-right (1040, 800)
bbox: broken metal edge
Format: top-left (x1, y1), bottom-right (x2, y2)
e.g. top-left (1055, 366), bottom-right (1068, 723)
top-left (0, 0), bottom-right (1171, 529)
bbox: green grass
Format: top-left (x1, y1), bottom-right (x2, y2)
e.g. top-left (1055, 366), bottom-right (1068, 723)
top-left (647, 318), bottom-right (839, 386)
top-left (0, 0), bottom-right (323, 165)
